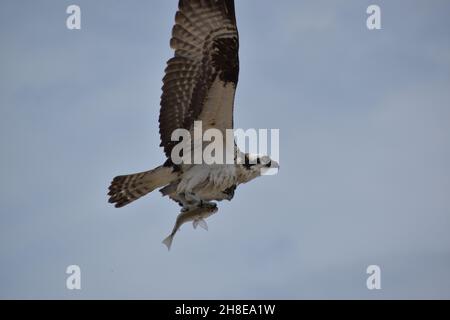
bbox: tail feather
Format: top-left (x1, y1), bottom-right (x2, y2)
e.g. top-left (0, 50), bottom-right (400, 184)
top-left (108, 166), bottom-right (177, 208)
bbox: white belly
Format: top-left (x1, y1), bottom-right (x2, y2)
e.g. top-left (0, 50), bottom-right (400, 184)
top-left (177, 164), bottom-right (237, 201)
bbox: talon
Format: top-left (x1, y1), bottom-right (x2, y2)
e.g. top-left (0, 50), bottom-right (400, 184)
top-left (202, 202), bottom-right (217, 210)
top-left (223, 185), bottom-right (236, 201)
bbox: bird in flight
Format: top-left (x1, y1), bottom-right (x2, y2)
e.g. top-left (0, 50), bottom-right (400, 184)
top-left (108, 0), bottom-right (278, 248)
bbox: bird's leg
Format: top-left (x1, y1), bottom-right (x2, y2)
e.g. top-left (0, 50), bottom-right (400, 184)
top-left (201, 201), bottom-right (217, 210)
top-left (184, 192), bottom-right (202, 204)
top-left (184, 191), bottom-right (201, 205)
top-left (175, 193), bottom-right (195, 211)
top-left (184, 192), bottom-right (216, 210)
top-left (182, 192), bottom-right (206, 211)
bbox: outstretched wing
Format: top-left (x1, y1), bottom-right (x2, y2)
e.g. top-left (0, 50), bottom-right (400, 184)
top-left (159, 0), bottom-right (239, 159)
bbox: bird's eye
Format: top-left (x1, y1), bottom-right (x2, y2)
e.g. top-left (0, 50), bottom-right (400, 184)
top-left (265, 161), bottom-right (272, 168)
top-left (256, 158), bottom-right (261, 164)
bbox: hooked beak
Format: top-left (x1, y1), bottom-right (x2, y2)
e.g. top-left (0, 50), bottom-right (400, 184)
top-left (261, 160), bottom-right (279, 176)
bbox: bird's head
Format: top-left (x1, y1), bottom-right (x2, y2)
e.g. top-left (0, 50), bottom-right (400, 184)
top-left (237, 153), bottom-right (279, 183)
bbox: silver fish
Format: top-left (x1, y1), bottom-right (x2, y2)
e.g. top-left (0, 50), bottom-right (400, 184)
top-left (162, 205), bottom-right (218, 250)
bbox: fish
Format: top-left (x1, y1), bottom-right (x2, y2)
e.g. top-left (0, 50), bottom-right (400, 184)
top-left (162, 204), bottom-right (219, 250)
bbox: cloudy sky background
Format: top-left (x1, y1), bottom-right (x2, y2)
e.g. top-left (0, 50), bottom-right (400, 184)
top-left (1, 0), bottom-right (449, 299)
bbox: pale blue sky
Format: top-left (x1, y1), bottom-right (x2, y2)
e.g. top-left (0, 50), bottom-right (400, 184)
top-left (1, 0), bottom-right (450, 299)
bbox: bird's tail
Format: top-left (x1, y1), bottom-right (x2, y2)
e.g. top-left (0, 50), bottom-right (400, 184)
top-left (108, 166), bottom-right (177, 208)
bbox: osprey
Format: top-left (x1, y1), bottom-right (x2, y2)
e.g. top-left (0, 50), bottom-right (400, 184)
top-left (108, 0), bottom-right (278, 241)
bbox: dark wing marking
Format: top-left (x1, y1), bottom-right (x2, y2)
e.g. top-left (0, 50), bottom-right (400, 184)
top-left (159, 0), bottom-right (239, 158)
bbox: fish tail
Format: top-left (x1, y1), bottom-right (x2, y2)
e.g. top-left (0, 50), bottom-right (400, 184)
top-left (162, 234), bottom-right (175, 251)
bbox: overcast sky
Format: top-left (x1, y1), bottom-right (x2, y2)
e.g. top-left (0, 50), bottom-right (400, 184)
top-left (1, 0), bottom-right (450, 299)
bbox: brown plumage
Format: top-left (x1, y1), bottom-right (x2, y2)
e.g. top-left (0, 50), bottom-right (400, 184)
top-left (159, 0), bottom-right (239, 158)
top-left (108, 0), bottom-right (241, 209)
top-left (108, 166), bottom-right (178, 208)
